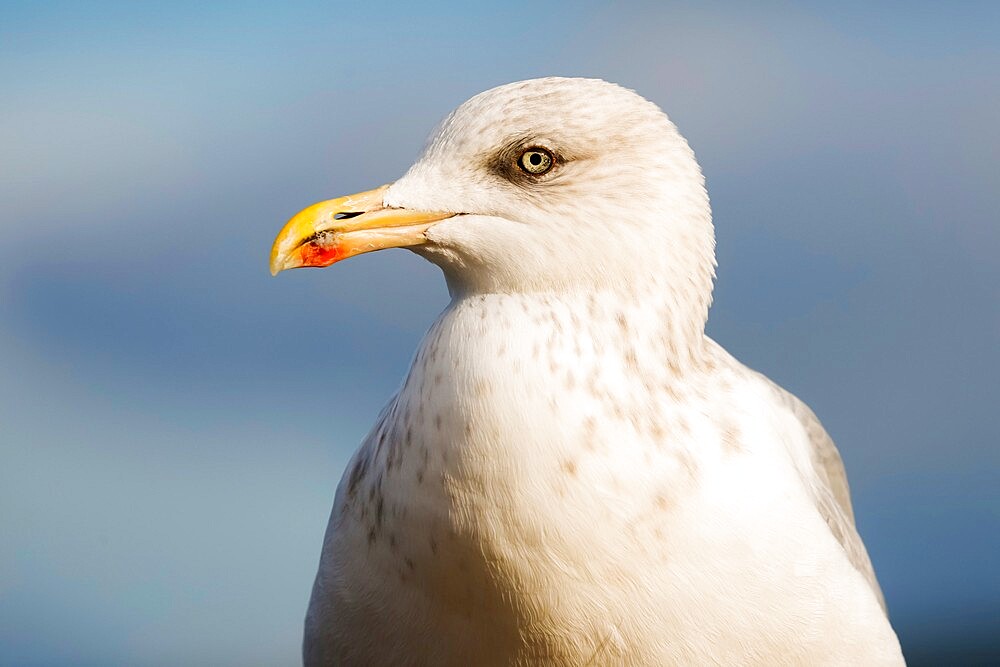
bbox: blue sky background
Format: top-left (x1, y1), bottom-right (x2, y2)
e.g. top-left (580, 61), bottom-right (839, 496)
top-left (1, 2), bottom-right (997, 665)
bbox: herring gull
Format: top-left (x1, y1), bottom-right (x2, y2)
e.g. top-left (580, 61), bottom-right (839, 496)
top-left (270, 77), bottom-right (904, 666)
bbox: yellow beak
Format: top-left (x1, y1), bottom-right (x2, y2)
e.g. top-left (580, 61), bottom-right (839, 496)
top-left (269, 184), bottom-right (456, 276)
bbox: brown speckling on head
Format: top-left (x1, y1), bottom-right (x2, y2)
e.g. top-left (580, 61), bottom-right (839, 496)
top-left (650, 422), bottom-right (665, 441)
top-left (721, 422), bottom-right (743, 454)
top-left (664, 383), bottom-right (682, 401)
top-left (678, 449), bottom-right (698, 481)
top-left (624, 348), bottom-right (639, 372)
top-left (654, 494), bottom-right (672, 512)
top-left (676, 415), bottom-right (691, 435)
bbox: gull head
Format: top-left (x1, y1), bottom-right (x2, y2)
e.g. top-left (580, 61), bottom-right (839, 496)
top-left (271, 77), bottom-right (715, 313)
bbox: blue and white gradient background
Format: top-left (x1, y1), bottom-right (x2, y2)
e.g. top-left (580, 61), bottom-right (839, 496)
top-left (2, 2), bottom-right (997, 665)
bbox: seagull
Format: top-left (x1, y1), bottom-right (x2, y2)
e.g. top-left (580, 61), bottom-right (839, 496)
top-left (270, 77), bottom-right (904, 666)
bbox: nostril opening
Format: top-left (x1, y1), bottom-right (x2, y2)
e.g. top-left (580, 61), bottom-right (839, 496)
top-left (334, 211), bottom-right (365, 220)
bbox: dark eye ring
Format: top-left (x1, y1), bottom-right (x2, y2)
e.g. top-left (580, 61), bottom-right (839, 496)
top-left (517, 147), bottom-right (554, 175)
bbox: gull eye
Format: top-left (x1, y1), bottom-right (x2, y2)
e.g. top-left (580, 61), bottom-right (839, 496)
top-left (517, 147), bottom-right (554, 175)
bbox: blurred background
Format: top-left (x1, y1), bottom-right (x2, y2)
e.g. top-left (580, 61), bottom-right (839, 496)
top-left (1, 1), bottom-right (997, 665)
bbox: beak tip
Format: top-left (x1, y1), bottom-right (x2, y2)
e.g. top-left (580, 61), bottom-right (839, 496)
top-left (269, 240), bottom-right (291, 276)
top-left (269, 252), bottom-right (286, 276)
top-left (269, 257), bottom-right (288, 276)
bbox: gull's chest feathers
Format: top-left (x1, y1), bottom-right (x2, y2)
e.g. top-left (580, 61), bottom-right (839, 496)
top-left (313, 292), bottom-right (901, 666)
top-left (321, 293), bottom-right (814, 661)
top-left (388, 291), bottom-right (724, 544)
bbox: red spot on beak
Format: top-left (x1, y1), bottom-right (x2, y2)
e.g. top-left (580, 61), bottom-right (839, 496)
top-left (299, 241), bottom-right (346, 268)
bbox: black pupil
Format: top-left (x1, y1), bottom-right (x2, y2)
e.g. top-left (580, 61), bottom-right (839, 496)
top-left (529, 153), bottom-right (543, 166)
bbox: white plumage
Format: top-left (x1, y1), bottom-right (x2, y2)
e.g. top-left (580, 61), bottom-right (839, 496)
top-left (286, 78), bottom-right (904, 665)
